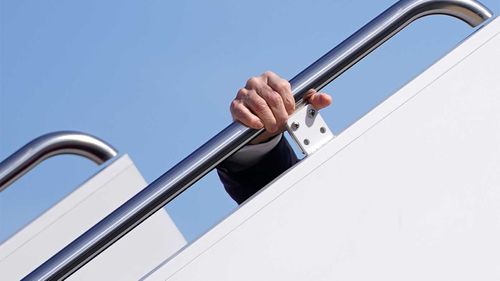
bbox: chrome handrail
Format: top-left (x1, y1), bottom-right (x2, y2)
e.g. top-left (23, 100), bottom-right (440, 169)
top-left (0, 131), bottom-right (118, 192)
top-left (25, 0), bottom-right (492, 280)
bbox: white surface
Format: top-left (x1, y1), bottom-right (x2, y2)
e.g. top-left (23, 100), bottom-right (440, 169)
top-left (0, 154), bottom-right (186, 280)
top-left (145, 17), bottom-right (500, 281)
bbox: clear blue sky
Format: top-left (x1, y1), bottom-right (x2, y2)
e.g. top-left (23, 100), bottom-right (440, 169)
top-left (1, 0), bottom-right (498, 243)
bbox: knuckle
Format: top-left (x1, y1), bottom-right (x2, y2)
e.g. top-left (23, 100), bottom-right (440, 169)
top-left (262, 70), bottom-right (274, 78)
top-left (236, 88), bottom-right (247, 98)
top-left (230, 105), bottom-right (242, 118)
top-left (246, 76), bottom-right (260, 88)
top-left (279, 80), bottom-right (291, 92)
top-left (230, 100), bottom-right (240, 110)
top-left (238, 87), bottom-right (246, 93)
top-left (254, 100), bottom-right (268, 112)
top-left (266, 93), bottom-right (282, 107)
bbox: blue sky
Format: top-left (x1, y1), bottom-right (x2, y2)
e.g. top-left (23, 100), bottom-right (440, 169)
top-left (1, 0), bottom-right (498, 243)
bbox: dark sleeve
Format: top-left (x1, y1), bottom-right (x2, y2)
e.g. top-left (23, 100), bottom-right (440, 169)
top-left (216, 136), bottom-right (298, 204)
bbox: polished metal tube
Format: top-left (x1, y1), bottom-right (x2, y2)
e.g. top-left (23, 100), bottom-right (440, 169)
top-left (24, 0), bottom-right (492, 280)
top-left (289, 0), bottom-right (492, 106)
top-left (0, 131), bottom-right (118, 192)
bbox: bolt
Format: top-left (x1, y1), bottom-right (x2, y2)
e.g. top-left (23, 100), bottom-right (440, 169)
top-left (291, 122), bottom-right (300, 131)
top-left (307, 108), bottom-right (316, 118)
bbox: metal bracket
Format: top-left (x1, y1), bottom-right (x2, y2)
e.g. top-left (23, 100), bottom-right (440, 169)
top-left (286, 104), bottom-right (334, 156)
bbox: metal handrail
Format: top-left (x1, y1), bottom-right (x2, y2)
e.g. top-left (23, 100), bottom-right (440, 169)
top-left (0, 131), bottom-right (118, 192)
top-left (25, 0), bottom-right (492, 280)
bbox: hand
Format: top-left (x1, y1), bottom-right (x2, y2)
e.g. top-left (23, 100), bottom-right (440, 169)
top-left (230, 71), bottom-right (332, 144)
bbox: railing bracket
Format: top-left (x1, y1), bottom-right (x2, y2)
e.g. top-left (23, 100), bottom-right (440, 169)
top-left (287, 104), bottom-right (334, 156)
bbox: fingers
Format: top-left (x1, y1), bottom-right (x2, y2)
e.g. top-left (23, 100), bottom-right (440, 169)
top-left (231, 71), bottom-right (292, 134)
top-left (230, 71), bottom-right (333, 143)
top-left (306, 90), bottom-right (332, 110)
top-left (245, 89), bottom-right (279, 132)
top-left (232, 87), bottom-right (278, 132)
top-left (230, 99), bottom-right (263, 129)
top-left (252, 83), bottom-right (288, 132)
top-left (263, 71), bottom-right (295, 115)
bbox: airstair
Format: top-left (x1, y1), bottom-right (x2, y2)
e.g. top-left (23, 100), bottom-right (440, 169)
top-left (1, 0), bottom-right (498, 280)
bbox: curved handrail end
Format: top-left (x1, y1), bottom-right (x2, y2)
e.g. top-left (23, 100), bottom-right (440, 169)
top-left (0, 131), bottom-right (118, 192)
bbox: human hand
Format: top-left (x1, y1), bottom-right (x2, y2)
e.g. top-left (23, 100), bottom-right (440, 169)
top-left (230, 71), bottom-right (332, 144)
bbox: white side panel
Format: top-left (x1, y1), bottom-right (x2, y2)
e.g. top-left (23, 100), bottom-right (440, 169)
top-left (145, 18), bottom-right (500, 281)
top-left (0, 154), bottom-right (186, 280)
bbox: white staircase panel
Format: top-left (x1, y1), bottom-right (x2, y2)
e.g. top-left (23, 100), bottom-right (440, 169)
top-left (0, 154), bottom-right (186, 280)
top-left (144, 18), bottom-right (500, 281)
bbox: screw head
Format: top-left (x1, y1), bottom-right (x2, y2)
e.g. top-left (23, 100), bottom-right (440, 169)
top-left (291, 122), bottom-right (300, 131)
top-left (307, 108), bottom-right (316, 118)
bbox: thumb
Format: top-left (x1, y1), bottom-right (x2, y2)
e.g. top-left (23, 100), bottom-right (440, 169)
top-left (307, 91), bottom-right (332, 110)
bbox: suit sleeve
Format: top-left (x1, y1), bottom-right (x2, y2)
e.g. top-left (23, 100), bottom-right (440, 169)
top-left (216, 136), bottom-right (298, 204)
